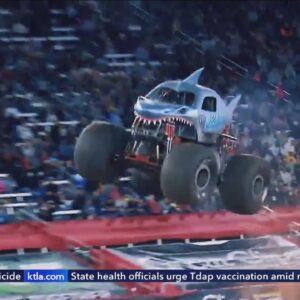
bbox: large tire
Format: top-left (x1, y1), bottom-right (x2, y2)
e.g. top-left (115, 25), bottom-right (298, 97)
top-left (219, 154), bottom-right (271, 214)
top-left (160, 143), bottom-right (219, 205)
top-left (74, 121), bottom-right (129, 182)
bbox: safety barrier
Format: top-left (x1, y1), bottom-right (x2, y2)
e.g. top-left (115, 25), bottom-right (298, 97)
top-left (0, 206), bottom-right (298, 251)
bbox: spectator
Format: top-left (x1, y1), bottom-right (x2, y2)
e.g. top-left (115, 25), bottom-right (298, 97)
top-left (16, 120), bottom-right (34, 141)
top-left (280, 167), bottom-right (293, 187)
top-left (72, 188), bottom-right (86, 213)
top-left (0, 207), bottom-right (9, 224)
top-left (281, 138), bottom-right (296, 157)
top-left (145, 195), bottom-right (161, 215)
top-left (44, 182), bottom-right (62, 210)
top-left (38, 202), bottom-right (53, 222)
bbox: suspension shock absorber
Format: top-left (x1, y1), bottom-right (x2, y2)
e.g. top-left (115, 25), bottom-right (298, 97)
top-left (131, 116), bottom-right (139, 134)
top-left (165, 122), bottom-right (175, 153)
top-left (156, 144), bottom-right (160, 161)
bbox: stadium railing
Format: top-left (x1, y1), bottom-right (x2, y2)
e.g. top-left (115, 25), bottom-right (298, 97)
top-left (51, 27), bottom-right (75, 34)
top-left (0, 192), bottom-right (32, 200)
top-left (26, 120), bottom-right (79, 127)
top-left (0, 35), bottom-right (79, 43)
top-left (52, 209), bottom-right (81, 217)
top-left (0, 193), bottom-right (34, 215)
top-left (42, 180), bottom-right (71, 186)
top-left (104, 53), bottom-right (161, 69)
top-left (3, 202), bottom-right (38, 215)
top-left (0, 9), bottom-right (12, 16)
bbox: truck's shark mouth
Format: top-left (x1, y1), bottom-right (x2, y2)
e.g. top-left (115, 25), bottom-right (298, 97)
top-left (133, 112), bottom-right (193, 126)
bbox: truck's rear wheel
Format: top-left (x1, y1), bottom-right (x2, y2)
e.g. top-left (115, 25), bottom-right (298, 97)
top-left (219, 154), bottom-right (270, 214)
top-left (160, 143), bottom-right (219, 205)
top-left (74, 121), bottom-right (129, 182)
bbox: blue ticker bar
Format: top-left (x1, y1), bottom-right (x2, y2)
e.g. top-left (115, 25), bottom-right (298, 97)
top-left (0, 270), bottom-right (23, 282)
top-left (24, 270), bottom-right (68, 282)
top-left (0, 269), bottom-right (300, 283)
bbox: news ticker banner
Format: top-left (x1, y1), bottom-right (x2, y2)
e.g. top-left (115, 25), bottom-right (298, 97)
top-left (2, 270), bottom-right (300, 283)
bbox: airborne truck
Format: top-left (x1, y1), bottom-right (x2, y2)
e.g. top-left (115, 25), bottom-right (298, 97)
top-left (74, 68), bottom-right (270, 214)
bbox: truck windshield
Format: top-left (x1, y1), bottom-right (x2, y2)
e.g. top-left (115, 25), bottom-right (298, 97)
top-left (147, 87), bottom-right (195, 106)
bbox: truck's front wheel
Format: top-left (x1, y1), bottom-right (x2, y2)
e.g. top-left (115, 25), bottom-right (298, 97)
top-left (74, 121), bottom-right (129, 183)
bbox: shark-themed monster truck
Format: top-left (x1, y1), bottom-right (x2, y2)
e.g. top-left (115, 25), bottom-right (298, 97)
top-left (74, 68), bottom-right (270, 214)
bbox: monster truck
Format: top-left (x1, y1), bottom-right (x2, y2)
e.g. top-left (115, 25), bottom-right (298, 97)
top-left (74, 68), bottom-right (270, 214)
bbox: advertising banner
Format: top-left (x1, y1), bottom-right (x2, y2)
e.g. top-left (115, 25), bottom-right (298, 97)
top-left (110, 235), bottom-right (300, 270)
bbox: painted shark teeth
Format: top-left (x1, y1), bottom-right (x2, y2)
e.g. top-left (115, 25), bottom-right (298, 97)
top-left (134, 114), bottom-right (192, 127)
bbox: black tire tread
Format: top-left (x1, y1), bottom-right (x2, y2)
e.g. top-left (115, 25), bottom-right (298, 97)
top-left (219, 154), bottom-right (271, 214)
top-left (160, 143), bottom-right (218, 205)
top-left (74, 121), bottom-right (129, 182)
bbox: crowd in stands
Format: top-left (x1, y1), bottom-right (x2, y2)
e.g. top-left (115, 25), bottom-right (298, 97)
top-left (0, 0), bottom-right (299, 222)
